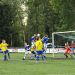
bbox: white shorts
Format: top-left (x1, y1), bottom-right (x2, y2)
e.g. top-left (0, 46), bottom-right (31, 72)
top-left (44, 43), bottom-right (48, 50)
top-left (25, 50), bottom-right (31, 54)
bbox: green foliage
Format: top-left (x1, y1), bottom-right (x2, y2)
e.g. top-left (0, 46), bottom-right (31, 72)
top-left (0, 0), bottom-right (75, 46)
top-left (0, 0), bottom-right (24, 47)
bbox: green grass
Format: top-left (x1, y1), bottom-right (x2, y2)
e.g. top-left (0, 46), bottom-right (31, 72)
top-left (0, 53), bottom-right (75, 75)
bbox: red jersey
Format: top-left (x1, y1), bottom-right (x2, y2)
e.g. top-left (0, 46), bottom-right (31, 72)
top-left (65, 43), bottom-right (70, 50)
top-left (65, 42), bottom-right (71, 53)
top-left (71, 43), bottom-right (75, 48)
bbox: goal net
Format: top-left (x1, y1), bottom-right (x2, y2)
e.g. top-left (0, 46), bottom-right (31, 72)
top-left (52, 31), bottom-right (75, 57)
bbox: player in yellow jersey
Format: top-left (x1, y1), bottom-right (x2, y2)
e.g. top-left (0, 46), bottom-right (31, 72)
top-left (35, 36), bottom-right (45, 63)
top-left (0, 40), bottom-right (10, 61)
top-left (0, 44), bottom-right (2, 52)
top-left (30, 39), bottom-right (36, 59)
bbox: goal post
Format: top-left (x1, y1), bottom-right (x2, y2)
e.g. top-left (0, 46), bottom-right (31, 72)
top-left (52, 30), bottom-right (75, 57)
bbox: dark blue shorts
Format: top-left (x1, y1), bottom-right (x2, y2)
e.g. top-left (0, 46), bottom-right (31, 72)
top-left (36, 51), bottom-right (43, 55)
top-left (4, 50), bottom-right (9, 54)
top-left (0, 49), bottom-right (2, 53)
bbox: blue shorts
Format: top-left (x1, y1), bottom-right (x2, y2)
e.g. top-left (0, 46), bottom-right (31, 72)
top-left (0, 49), bottom-right (2, 53)
top-left (4, 50), bottom-right (9, 54)
top-left (36, 51), bottom-right (43, 55)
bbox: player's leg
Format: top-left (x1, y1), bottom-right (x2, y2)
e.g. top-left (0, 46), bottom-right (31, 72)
top-left (43, 43), bottom-right (47, 59)
top-left (36, 51), bottom-right (40, 64)
top-left (64, 53), bottom-right (68, 58)
top-left (68, 50), bottom-right (73, 58)
top-left (42, 54), bottom-right (45, 61)
top-left (36, 51), bottom-right (45, 63)
top-left (69, 53), bottom-right (73, 58)
top-left (3, 51), bottom-right (7, 61)
top-left (64, 49), bottom-right (69, 58)
top-left (30, 51), bottom-right (36, 59)
top-left (36, 54), bottom-right (39, 64)
top-left (42, 49), bottom-right (47, 59)
top-left (39, 51), bottom-right (45, 61)
top-left (23, 51), bottom-right (28, 60)
top-left (6, 50), bottom-right (10, 59)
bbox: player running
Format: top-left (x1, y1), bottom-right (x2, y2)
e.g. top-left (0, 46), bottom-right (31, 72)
top-left (64, 42), bottom-right (73, 58)
top-left (0, 40), bottom-right (10, 61)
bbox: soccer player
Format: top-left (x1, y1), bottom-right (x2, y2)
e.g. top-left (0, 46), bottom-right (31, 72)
top-left (22, 42), bottom-right (30, 60)
top-left (0, 40), bottom-right (10, 61)
top-left (71, 41), bottom-right (75, 54)
top-left (42, 34), bottom-right (49, 58)
top-left (30, 45), bottom-right (36, 59)
top-left (0, 44), bottom-right (1, 50)
top-left (35, 36), bottom-right (44, 63)
top-left (31, 34), bottom-right (37, 43)
top-left (64, 42), bottom-right (73, 58)
top-left (42, 34), bottom-right (49, 51)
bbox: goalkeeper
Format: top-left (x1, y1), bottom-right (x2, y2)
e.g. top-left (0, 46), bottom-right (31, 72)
top-left (64, 42), bottom-right (73, 58)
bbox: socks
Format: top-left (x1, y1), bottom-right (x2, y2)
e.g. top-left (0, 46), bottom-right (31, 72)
top-left (8, 52), bottom-right (10, 59)
top-left (36, 55), bottom-right (39, 61)
top-left (42, 55), bottom-right (45, 61)
top-left (4, 54), bottom-right (7, 61)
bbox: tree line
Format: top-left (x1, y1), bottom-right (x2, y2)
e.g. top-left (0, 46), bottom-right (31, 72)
top-left (0, 0), bottom-right (75, 46)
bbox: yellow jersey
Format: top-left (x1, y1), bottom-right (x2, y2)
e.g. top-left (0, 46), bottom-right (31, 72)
top-left (0, 44), bottom-right (1, 49)
top-left (35, 39), bottom-right (43, 51)
top-left (31, 47), bottom-right (35, 51)
top-left (0, 43), bottom-right (8, 52)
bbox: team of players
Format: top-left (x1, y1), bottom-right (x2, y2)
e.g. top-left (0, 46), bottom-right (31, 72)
top-left (0, 35), bottom-right (75, 62)
top-left (23, 34), bottom-right (75, 63)
top-left (23, 34), bottom-right (49, 63)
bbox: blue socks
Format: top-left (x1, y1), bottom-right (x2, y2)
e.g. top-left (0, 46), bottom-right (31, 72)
top-left (36, 55), bottom-right (39, 61)
top-left (4, 54), bottom-right (7, 61)
top-left (42, 55), bottom-right (45, 61)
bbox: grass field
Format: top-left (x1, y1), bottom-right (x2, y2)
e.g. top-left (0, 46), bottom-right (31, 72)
top-left (0, 53), bottom-right (75, 75)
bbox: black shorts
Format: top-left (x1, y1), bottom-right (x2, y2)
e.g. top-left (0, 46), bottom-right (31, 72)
top-left (31, 51), bottom-right (35, 54)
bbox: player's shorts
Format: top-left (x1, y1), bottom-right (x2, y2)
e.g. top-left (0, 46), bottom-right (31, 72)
top-left (65, 49), bottom-right (71, 54)
top-left (36, 50), bottom-right (43, 55)
top-left (44, 43), bottom-right (48, 50)
top-left (0, 48), bottom-right (2, 53)
top-left (25, 50), bottom-right (31, 54)
top-left (4, 50), bottom-right (9, 54)
top-left (31, 51), bottom-right (35, 54)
